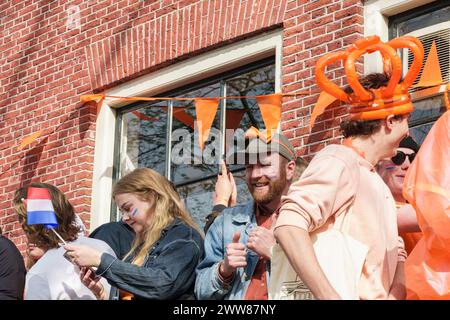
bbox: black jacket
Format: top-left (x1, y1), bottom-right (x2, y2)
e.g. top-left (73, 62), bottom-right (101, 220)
top-left (0, 236), bottom-right (26, 300)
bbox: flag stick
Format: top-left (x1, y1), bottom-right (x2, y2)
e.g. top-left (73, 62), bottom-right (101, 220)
top-left (50, 227), bottom-right (67, 246)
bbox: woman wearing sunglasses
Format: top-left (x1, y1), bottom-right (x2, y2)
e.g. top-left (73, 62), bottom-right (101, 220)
top-left (377, 136), bottom-right (422, 254)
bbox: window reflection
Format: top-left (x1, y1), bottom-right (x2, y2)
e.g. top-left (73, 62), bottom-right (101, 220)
top-left (118, 61), bottom-right (275, 225)
top-left (120, 102), bottom-right (167, 177)
top-left (170, 84), bottom-right (221, 184)
top-left (225, 65), bottom-right (275, 170)
top-left (177, 169), bottom-right (252, 227)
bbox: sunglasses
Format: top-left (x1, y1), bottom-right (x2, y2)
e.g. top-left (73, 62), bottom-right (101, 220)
top-left (391, 151), bottom-right (416, 165)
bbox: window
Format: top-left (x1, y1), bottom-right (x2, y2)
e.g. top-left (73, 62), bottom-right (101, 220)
top-left (115, 58), bottom-right (275, 226)
top-left (389, 1), bottom-right (449, 144)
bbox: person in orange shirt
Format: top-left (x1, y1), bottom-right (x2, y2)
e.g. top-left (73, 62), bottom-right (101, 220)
top-left (275, 72), bottom-right (410, 300)
top-left (403, 110), bottom-right (450, 300)
top-left (377, 136), bottom-right (422, 254)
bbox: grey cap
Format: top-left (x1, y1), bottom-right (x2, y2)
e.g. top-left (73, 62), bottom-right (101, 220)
top-left (226, 131), bottom-right (296, 164)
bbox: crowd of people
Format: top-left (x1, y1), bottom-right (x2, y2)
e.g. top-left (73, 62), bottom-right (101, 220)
top-left (0, 35), bottom-right (448, 300)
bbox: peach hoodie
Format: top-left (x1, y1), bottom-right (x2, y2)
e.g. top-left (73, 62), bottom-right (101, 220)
top-left (275, 144), bottom-right (407, 300)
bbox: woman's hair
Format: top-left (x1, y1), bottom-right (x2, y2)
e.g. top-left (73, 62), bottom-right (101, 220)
top-left (112, 168), bottom-right (203, 266)
top-left (14, 182), bottom-right (80, 250)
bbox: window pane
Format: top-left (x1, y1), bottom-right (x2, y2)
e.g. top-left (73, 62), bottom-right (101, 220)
top-left (177, 178), bottom-right (215, 228)
top-left (225, 64), bottom-right (275, 169)
top-left (390, 4), bottom-right (449, 146)
top-left (225, 64), bottom-right (275, 129)
top-left (177, 169), bottom-right (252, 228)
top-left (396, 6), bottom-right (450, 36)
top-left (171, 84), bottom-right (222, 184)
top-left (116, 60), bottom-right (275, 224)
top-left (410, 95), bottom-right (446, 124)
top-left (119, 102), bottom-right (167, 177)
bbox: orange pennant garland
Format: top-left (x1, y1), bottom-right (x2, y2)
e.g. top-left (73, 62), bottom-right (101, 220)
top-left (414, 41), bottom-right (443, 88)
top-left (255, 93), bottom-right (282, 141)
top-left (80, 94), bottom-right (105, 103)
top-left (131, 111), bottom-right (158, 122)
top-left (80, 93), bottom-right (105, 116)
top-left (18, 130), bottom-right (44, 151)
top-left (310, 91), bottom-right (338, 128)
top-left (194, 98), bottom-right (219, 150)
top-left (173, 107), bottom-right (195, 129)
top-left (223, 109), bottom-right (247, 153)
top-left (156, 106), bottom-right (195, 129)
top-left (226, 109), bottom-right (247, 130)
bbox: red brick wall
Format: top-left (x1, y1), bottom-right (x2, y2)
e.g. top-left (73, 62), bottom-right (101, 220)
top-left (0, 0), bottom-right (363, 250)
top-left (281, 0), bottom-right (364, 160)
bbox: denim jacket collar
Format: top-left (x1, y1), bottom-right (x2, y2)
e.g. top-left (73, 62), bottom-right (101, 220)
top-left (231, 200), bottom-right (255, 224)
top-left (161, 218), bottom-right (183, 235)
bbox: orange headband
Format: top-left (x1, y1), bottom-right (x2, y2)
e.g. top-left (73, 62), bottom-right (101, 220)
top-left (315, 35), bottom-right (424, 120)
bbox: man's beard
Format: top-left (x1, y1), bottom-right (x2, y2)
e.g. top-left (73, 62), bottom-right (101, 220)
top-left (248, 169), bottom-right (287, 205)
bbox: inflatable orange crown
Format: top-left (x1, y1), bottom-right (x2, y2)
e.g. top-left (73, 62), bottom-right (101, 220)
top-left (315, 35), bottom-right (424, 120)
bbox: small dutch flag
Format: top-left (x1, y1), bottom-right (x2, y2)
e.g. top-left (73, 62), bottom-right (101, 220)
top-left (26, 187), bottom-right (58, 229)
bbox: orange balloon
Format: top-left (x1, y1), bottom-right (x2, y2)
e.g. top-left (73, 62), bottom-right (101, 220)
top-left (403, 111), bottom-right (450, 300)
top-left (314, 35), bottom-right (424, 120)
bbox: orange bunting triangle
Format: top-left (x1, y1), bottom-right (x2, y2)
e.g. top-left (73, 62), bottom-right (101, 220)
top-left (173, 107), bottom-right (195, 129)
top-left (414, 41), bottom-right (443, 88)
top-left (224, 109), bottom-right (247, 153)
top-left (310, 91), bottom-right (338, 128)
top-left (157, 106), bottom-right (195, 129)
top-left (255, 94), bottom-right (282, 141)
top-left (131, 111), bottom-right (158, 122)
top-left (226, 109), bottom-right (247, 130)
top-left (18, 130), bottom-right (43, 151)
top-left (80, 94), bottom-right (105, 103)
top-left (80, 94), bottom-right (105, 115)
top-left (195, 98), bottom-right (219, 150)
top-left (445, 83), bottom-right (450, 111)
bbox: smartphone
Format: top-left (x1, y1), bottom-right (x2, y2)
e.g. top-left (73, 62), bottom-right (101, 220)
top-left (64, 251), bottom-right (99, 281)
top-left (84, 267), bottom-right (100, 281)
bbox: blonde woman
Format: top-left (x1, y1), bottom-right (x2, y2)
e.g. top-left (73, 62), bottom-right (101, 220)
top-left (64, 168), bottom-right (204, 300)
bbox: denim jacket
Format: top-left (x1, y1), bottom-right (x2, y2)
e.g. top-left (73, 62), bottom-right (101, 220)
top-left (195, 200), bottom-right (270, 300)
top-left (96, 218), bottom-right (204, 300)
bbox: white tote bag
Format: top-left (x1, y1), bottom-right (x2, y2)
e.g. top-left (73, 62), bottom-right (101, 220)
top-left (269, 207), bottom-right (368, 300)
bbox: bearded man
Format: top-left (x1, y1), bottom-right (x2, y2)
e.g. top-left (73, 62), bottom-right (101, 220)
top-left (195, 130), bottom-right (296, 300)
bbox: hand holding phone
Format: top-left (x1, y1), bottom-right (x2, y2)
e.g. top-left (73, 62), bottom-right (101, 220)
top-left (80, 267), bottom-right (105, 299)
top-left (64, 251), bottom-right (99, 281)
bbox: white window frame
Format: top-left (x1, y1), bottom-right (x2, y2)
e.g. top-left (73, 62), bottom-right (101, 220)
top-left (90, 30), bottom-right (283, 230)
top-left (363, 0), bottom-right (435, 74)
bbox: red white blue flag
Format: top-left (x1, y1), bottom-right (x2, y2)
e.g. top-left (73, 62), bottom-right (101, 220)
top-left (26, 187), bottom-right (58, 229)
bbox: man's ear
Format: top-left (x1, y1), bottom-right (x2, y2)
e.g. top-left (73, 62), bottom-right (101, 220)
top-left (286, 159), bottom-right (296, 181)
top-left (384, 115), bottom-right (396, 132)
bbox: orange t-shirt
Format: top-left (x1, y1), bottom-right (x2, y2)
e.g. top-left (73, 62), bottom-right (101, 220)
top-left (244, 212), bottom-right (273, 300)
top-left (396, 202), bottom-right (422, 255)
top-left (400, 232), bottom-right (422, 255)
